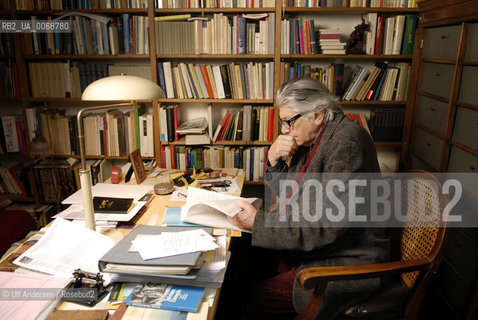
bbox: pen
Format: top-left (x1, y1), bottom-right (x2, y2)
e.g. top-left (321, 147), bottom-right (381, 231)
top-left (178, 192), bottom-right (187, 199)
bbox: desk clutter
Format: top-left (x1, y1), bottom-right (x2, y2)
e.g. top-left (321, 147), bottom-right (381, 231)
top-left (0, 168), bottom-right (248, 319)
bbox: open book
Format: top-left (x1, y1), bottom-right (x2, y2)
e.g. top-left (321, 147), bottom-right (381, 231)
top-left (180, 187), bottom-right (261, 233)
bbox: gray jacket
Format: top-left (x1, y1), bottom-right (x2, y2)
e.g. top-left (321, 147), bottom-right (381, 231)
top-left (252, 111), bottom-right (390, 319)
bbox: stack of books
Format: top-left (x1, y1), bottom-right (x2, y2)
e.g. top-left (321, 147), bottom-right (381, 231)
top-left (176, 117), bottom-right (210, 145)
top-left (318, 29), bottom-right (346, 54)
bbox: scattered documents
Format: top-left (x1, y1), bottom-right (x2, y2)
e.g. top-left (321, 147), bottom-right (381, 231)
top-left (56, 183), bottom-right (153, 222)
top-left (133, 229), bottom-right (219, 260)
top-left (0, 272), bottom-right (70, 320)
top-left (99, 225), bottom-right (212, 277)
top-left (180, 188), bottom-right (261, 232)
top-left (62, 183), bottom-right (153, 205)
top-left (13, 218), bottom-right (116, 277)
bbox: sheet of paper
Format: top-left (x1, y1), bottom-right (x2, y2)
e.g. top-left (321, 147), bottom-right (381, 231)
top-left (62, 183), bottom-right (153, 205)
top-left (0, 271), bottom-right (70, 320)
top-left (13, 218), bottom-right (116, 277)
top-left (132, 229), bottom-right (219, 260)
top-left (180, 188), bottom-right (260, 232)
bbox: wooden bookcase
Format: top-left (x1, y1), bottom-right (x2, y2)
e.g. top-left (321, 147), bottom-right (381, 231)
top-left (405, 0), bottom-right (478, 318)
top-left (0, 0), bottom-right (418, 199)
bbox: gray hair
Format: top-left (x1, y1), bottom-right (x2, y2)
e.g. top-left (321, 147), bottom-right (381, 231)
top-left (276, 77), bottom-right (342, 121)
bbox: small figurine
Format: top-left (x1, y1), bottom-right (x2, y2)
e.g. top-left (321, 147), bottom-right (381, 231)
top-left (346, 20), bottom-right (370, 54)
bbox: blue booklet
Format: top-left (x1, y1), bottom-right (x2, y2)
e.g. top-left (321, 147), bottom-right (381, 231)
top-left (162, 207), bottom-right (206, 227)
top-left (125, 283), bottom-right (205, 313)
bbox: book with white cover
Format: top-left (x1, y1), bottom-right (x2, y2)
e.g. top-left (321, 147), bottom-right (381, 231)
top-left (181, 187), bottom-right (261, 233)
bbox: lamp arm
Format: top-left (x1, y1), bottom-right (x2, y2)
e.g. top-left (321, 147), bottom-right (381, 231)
top-left (77, 101), bottom-right (135, 231)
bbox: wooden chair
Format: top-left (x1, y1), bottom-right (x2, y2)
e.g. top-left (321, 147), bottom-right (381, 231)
top-left (296, 171), bottom-right (449, 320)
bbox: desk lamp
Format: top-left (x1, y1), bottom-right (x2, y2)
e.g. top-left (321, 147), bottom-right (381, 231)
top-left (80, 75), bottom-right (164, 230)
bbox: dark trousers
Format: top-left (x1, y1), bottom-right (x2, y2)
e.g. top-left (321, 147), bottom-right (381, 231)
top-left (215, 234), bottom-right (297, 320)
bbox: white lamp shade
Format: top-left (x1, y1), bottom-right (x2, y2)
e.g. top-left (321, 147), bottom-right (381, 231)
top-left (81, 75), bottom-right (165, 101)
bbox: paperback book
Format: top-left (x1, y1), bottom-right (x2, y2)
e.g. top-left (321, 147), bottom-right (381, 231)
top-left (124, 283), bottom-right (205, 313)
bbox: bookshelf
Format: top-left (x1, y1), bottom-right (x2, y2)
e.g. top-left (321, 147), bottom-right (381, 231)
top-left (0, 0), bottom-right (419, 199)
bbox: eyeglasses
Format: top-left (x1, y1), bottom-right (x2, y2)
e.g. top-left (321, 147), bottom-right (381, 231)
top-left (279, 113), bottom-right (302, 129)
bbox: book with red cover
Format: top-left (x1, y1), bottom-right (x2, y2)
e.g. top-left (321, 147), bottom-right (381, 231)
top-left (267, 108), bottom-right (274, 142)
top-left (374, 16), bottom-right (384, 55)
top-left (305, 21), bottom-right (311, 55)
top-left (200, 65), bottom-right (215, 99)
top-left (173, 105), bottom-right (179, 141)
top-left (218, 112), bottom-right (232, 141)
top-left (319, 34), bottom-right (341, 40)
top-left (7, 163), bottom-right (28, 197)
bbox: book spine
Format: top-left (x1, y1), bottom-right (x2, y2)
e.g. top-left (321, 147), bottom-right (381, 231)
top-left (401, 14), bottom-right (417, 54)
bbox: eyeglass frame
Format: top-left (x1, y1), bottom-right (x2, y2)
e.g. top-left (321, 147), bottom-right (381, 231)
top-left (279, 113), bottom-right (303, 129)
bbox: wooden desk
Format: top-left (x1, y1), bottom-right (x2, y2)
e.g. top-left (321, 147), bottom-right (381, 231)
top-left (100, 172), bottom-right (245, 319)
top-left (1, 172), bottom-right (245, 320)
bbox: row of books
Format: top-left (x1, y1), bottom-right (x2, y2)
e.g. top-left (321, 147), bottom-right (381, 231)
top-left (160, 145), bottom-right (269, 181)
top-left (0, 61), bottom-right (21, 99)
top-left (281, 62), bottom-right (345, 97)
top-left (0, 33), bottom-right (14, 56)
top-left (280, 18), bottom-right (318, 55)
top-left (285, 0), bottom-right (417, 7)
top-left (155, 0), bottom-right (276, 8)
top-left (15, 0), bottom-right (148, 10)
top-left (33, 159), bottom-right (80, 204)
top-left (36, 106), bottom-right (154, 158)
top-left (155, 13), bottom-right (275, 55)
top-left (27, 14), bottom-right (149, 56)
top-left (369, 107), bottom-right (405, 142)
top-left (0, 0), bottom-right (10, 9)
top-left (280, 14), bottom-right (416, 55)
top-left (0, 163), bottom-right (31, 197)
top-left (0, 115), bottom-right (26, 155)
top-left (212, 106), bottom-right (274, 142)
top-left (342, 62), bottom-right (410, 101)
top-left (157, 61), bottom-right (274, 100)
top-left (28, 62), bottom-right (151, 98)
top-left (346, 113), bottom-right (371, 136)
top-left (363, 13), bottom-right (417, 55)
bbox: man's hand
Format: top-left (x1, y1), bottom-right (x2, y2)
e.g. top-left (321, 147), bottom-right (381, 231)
top-left (227, 201), bottom-right (258, 232)
top-left (268, 135), bottom-right (298, 167)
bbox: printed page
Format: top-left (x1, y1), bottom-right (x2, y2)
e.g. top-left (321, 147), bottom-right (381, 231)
top-left (13, 218), bottom-right (116, 277)
top-left (180, 188), bottom-right (261, 232)
top-left (0, 272), bottom-right (70, 320)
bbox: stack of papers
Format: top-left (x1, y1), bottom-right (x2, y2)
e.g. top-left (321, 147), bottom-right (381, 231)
top-left (0, 272), bottom-right (71, 320)
top-left (133, 229), bottom-right (219, 260)
top-left (13, 218), bottom-right (116, 277)
top-left (55, 183), bottom-right (153, 222)
top-left (104, 227), bottom-right (230, 288)
top-left (98, 225), bottom-right (212, 278)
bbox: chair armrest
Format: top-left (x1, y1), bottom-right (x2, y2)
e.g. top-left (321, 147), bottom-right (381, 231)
top-left (297, 258), bottom-right (432, 290)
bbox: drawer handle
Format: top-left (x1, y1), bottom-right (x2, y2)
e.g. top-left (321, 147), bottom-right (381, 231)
top-left (435, 72), bottom-right (441, 77)
top-left (430, 107), bottom-right (436, 112)
top-left (440, 35), bottom-right (447, 39)
top-left (470, 165), bottom-right (476, 171)
top-left (426, 142), bottom-right (432, 147)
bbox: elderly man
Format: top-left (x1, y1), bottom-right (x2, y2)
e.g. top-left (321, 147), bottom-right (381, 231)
top-left (218, 77), bottom-right (390, 320)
